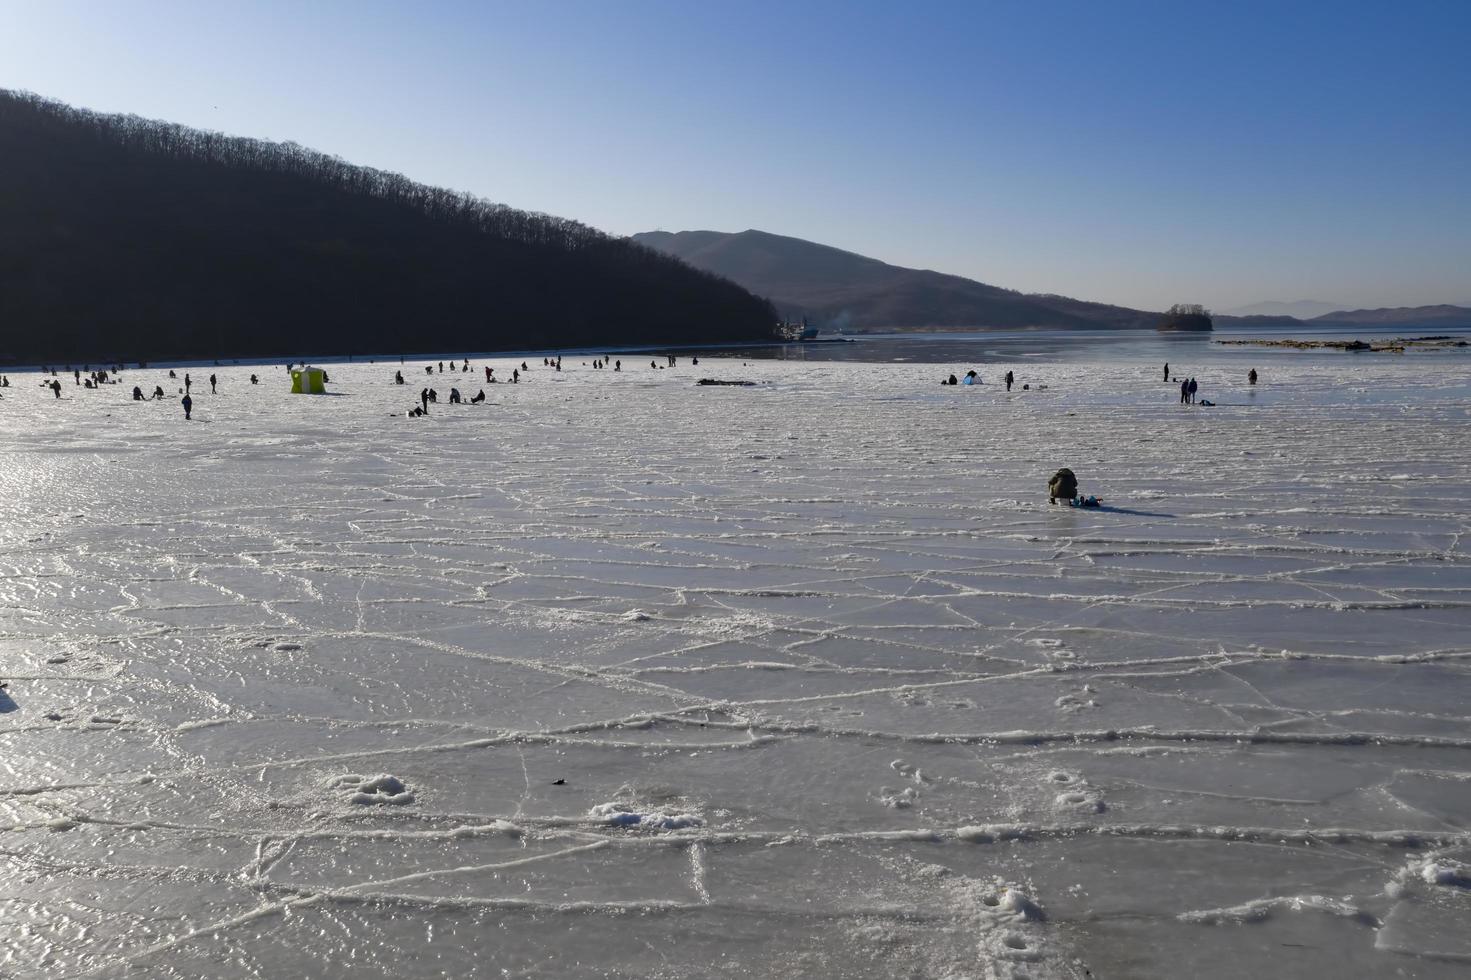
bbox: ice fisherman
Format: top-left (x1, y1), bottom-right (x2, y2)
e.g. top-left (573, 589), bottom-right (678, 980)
top-left (1005, 370), bottom-right (1014, 391)
top-left (181, 393), bottom-right (192, 419)
top-left (209, 374), bottom-right (217, 394)
top-left (1048, 468), bottom-right (1078, 504)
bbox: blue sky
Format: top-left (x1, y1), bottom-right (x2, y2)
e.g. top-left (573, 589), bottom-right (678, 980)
top-left (2, 0), bottom-right (1467, 311)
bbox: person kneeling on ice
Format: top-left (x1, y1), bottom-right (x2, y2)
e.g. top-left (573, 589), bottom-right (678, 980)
top-left (449, 388), bottom-right (462, 404)
top-left (1049, 468), bottom-right (1103, 508)
top-left (132, 386), bottom-right (144, 400)
top-left (963, 370), bottom-right (978, 385)
top-left (470, 389), bottom-right (485, 404)
top-left (1048, 468), bottom-right (1078, 505)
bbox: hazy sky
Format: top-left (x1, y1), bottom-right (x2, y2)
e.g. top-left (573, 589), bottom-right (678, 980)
top-left (3, 0), bottom-right (1468, 311)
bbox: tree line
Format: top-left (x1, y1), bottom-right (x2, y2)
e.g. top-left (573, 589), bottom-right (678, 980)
top-left (0, 89), bottom-right (779, 363)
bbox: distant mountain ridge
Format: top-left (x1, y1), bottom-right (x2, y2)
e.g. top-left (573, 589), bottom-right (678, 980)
top-left (1216, 304), bottom-right (1471, 328)
top-left (632, 229), bottom-right (1160, 331)
top-left (1222, 299), bottom-right (1344, 319)
top-left (1313, 304), bottom-right (1471, 325)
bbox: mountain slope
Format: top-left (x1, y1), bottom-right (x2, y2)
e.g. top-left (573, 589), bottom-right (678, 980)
top-left (1311, 305), bottom-right (1471, 326)
top-left (632, 229), bottom-right (1160, 330)
top-left (0, 90), bottom-right (778, 363)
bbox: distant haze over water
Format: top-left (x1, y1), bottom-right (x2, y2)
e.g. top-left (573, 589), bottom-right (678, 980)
top-left (711, 325), bottom-right (1471, 366)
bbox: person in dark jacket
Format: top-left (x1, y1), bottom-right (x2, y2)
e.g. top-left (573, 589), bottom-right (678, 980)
top-left (1188, 378), bottom-right (1198, 404)
top-left (1180, 379), bottom-right (1189, 404)
top-left (1005, 370), bottom-right (1014, 391)
top-left (182, 393), bottom-right (193, 419)
top-left (1248, 368), bottom-right (1258, 385)
top-left (1048, 468), bottom-right (1078, 504)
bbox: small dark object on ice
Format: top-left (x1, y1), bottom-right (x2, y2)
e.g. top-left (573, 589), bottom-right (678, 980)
top-left (551, 778), bottom-right (566, 785)
top-left (697, 379), bottom-right (756, 386)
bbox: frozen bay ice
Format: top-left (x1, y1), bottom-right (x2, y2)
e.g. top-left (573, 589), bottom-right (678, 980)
top-left (0, 349), bottom-right (1469, 977)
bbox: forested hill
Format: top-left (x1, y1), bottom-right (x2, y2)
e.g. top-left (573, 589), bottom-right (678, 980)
top-left (632, 229), bottom-right (1160, 331)
top-left (0, 90), bottom-right (778, 363)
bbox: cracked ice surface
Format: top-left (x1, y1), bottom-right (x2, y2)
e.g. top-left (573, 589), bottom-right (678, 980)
top-left (1, 350), bottom-right (1470, 979)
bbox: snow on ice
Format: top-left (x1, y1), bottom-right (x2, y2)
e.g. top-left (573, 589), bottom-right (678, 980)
top-left (0, 343), bottom-right (1468, 978)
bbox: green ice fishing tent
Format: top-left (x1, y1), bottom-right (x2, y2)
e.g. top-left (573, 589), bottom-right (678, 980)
top-left (290, 366), bottom-right (327, 394)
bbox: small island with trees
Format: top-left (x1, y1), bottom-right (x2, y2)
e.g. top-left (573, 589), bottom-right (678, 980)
top-left (1157, 304), bottom-right (1214, 332)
